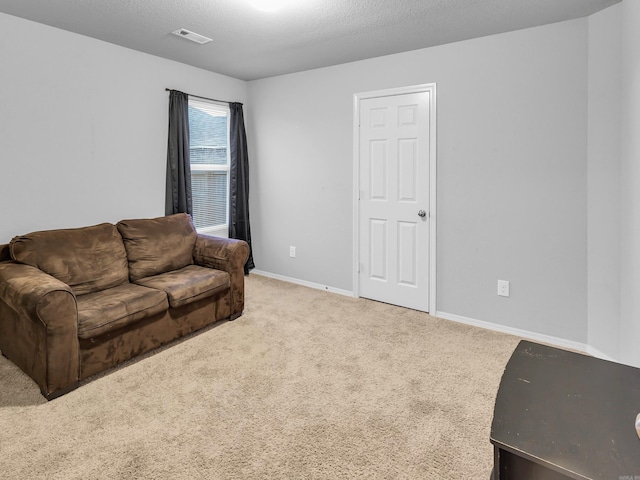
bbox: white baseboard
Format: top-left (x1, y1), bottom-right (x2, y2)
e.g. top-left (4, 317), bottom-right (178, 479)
top-left (434, 310), bottom-right (608, 359)
top-left (584, 345), bottom-right (617, 363)
top-left (250, 270), bottom-right (354, 297)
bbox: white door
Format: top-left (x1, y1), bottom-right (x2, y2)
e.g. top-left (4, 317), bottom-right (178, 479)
top-left (358, 91), bottom-right (432, 312)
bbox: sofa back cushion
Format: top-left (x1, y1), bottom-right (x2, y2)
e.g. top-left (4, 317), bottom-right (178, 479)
top-left (10, 223), bottom-right (129, 295)
top-left (117, 214), bottom-right (197, 282)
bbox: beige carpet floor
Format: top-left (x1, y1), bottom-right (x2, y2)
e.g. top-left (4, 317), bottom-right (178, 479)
top-left (0, 274), bottom-right (521, 479)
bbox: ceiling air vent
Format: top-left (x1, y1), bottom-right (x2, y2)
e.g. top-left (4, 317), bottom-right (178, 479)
top-left (171, 28), bottom-right (212, 45)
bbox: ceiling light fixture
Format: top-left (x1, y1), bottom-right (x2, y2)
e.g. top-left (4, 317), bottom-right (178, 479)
top-left (248, 0), bottom-right (289, 12)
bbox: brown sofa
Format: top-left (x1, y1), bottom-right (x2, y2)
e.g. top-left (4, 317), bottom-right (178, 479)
top-left (0, 214), bottom-right (249, 400)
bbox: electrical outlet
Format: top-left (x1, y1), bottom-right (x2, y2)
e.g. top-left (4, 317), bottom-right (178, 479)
top-left (497, 280), bottom-right (510, 297)
top-left (289, 246), bottom-right (296, 258)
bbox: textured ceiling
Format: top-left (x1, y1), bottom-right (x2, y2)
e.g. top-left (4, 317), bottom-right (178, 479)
top-left (0, 0), bottom-right (620, 81)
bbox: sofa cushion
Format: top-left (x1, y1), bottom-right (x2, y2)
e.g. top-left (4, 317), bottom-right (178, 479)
top-left (134, 265), bottom-right (230, 308)
top-left (117, 214), bottom-right (197, 282)
top-left (76, 283), bottom-right (169, 339)
top-left (10, 223), bottom-right (129, 296)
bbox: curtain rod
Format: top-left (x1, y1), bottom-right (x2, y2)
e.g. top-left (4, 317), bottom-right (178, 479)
top-left (165, 88), bottom-right (242, 106)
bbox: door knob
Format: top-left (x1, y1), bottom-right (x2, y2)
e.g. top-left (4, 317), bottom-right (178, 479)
top-left (418, 210), bottom-right (427, 218)
top-left (636, 413), bottom-right (640, 440)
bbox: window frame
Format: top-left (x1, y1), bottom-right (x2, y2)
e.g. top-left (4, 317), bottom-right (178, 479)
top-left (188, 98), bottom-right (231, 238)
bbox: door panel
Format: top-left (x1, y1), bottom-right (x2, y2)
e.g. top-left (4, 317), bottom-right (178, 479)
top-left (369, 140), bottom-right (388, 200)
top-left (369, 219), bottom-right (387, 280)
top-left (359, 92), bottom-right (430, 312)
top-left (397, 221), bottom-right (417, 286)
top-left (398, 139), bottom-right (417, 201)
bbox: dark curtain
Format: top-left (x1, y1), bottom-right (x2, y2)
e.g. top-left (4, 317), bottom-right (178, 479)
top-left (229, 102), bottom-right (255, 274)
top-left (165, 90), bottom-right (192, 216)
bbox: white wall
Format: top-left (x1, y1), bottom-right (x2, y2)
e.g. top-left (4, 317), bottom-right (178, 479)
top-left (248, 19), bottom-right (589, 344)
top-left (0, 13), bottom-right (247, 244)
top-left (619, 0), bottom-right (640, 368)
top-left (586, 5), bottom-right (622, 360)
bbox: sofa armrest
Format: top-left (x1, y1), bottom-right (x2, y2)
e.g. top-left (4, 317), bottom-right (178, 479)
top-left (193, 235), bottom-right (249, 319)
top-left (0, 243), bottom-right (10, 262)
top-left (0, 262), bottom-right (75, 318)
top-left (0, 262), bottom-right (79, 398)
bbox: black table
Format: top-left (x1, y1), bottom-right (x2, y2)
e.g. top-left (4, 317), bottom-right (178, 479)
top-left (490, 340), bottom-right (640, 480)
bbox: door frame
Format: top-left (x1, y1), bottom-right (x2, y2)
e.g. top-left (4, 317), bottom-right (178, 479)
top-left (352, 83), bottom-right (437, 313)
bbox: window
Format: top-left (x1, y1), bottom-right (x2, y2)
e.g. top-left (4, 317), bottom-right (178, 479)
top-left (188, 98), bottom-right (230, 237)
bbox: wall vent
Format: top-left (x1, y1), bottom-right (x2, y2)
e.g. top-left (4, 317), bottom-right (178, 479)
top-left (171, 28), bottom-right (212, 45)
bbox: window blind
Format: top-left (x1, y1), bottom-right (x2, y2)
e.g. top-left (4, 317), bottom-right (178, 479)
top-left (188, 98), bottom-right (230, 234)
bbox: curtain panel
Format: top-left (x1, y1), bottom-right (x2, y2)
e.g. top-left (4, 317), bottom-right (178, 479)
top-left (165, 90), bottom-right (192, 216)
top-left (229, 102), bottom-right (255, 274)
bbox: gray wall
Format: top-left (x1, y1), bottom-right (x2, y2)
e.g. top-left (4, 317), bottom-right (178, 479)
top-left (0, 13), bottom-right (247, 243)
top-left (1, 4), bottom-right (635, 365)
top-left (247, 19), bottom-right (589, 344)
top-left (619, 0), bottom-right (640, 368)
top-left (587, 5), bottom-right (622, 359)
